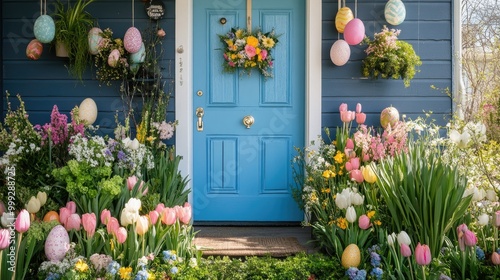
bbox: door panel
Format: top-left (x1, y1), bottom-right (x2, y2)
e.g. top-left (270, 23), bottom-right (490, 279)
top-left (193, 0), bottom-right (305, 222)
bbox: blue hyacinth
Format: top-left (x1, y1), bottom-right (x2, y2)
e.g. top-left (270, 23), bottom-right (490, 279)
top-left (476, 246), bottom-right (485, 260)
top-left (370, 267), bottom-right (384, 280)
top-left (370, 251), bottom-right (381, 267)
top-left (107, 260), bottom-right (121, 275)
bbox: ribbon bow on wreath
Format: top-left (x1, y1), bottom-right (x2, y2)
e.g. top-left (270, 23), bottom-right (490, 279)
top-left (219, 28), bottom-right (279, 78)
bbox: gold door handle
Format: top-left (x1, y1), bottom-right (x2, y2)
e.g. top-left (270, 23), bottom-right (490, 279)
top-left (196, 107), bottom-right (204, 131)
top-left (242, 115), bottom-right (254, 128)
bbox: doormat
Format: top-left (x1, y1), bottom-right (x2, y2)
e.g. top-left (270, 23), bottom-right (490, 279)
top-left (193, 237), bottom-right (306, 257)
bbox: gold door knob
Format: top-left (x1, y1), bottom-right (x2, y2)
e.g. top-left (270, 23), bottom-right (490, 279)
top-left (242, 115), bottom-right (254, 128)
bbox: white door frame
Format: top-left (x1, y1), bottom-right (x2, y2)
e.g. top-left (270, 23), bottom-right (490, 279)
top-left (175, 0), bottom-right (322, 206)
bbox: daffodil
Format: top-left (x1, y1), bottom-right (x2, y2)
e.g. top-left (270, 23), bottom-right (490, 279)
top-left (75, 259), bottom-right (89, 272)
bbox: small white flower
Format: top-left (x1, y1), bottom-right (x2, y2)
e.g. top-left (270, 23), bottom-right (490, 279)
top-left (477, 213), bottom-right (489, 226)
top-left (387, 232), bottom-right (397, 247)
top-left (130, 139), bottom-right (140, 150)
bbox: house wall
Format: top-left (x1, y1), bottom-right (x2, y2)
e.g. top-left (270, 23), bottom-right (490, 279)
top-left (2, 0), bottom-right (453, 139)
top-left (1, 0), bottom-right (176, 137)
top-left (322, 0), bottom-right (453, 130)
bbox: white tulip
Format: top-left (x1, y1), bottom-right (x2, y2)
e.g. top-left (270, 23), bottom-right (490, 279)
top-left (478, 213), bottom-right (490, 226)
top-left (397, 231), bottom-right (411, 246)
top-left (486, 189), bottom-right (498, 202)
top-left (387, 232), bottom-right (397, 247)
top-left (120, 209), bottom-right (140, 227)
top-left (346, 206), bottom-right (357, 223)
top-left (472, 187), bottom-right (486, 202)
top-left (26, 196), bottom-right (41, 213)
top-left (122, 137), bottom-right (131, 148)
top-left (130, 139), bottom-right (140, 150)
top-left (37, 191), bottom-right (47, 206)
top-left (124, 198), bottom-right (142, 212)
top-left (351, 192), bottom-right (364, 206)
top-left (335, 193), bottom-right (350, 209)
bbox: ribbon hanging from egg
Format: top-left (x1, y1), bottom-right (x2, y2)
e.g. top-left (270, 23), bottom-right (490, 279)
top-left (124, 0), bottom-right (143, 54)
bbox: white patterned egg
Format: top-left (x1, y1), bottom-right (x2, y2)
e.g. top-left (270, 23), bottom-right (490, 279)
top-left (344, 18), bottom-right (365, 45)
top-left (88, 27), bottom-right (103, 55)
top-left (44, 225), bottom-right (70, 261)
top-left (124, 27), bottom-right (143, 54)
top-left (385, 0), bottom-right (406, 26)
top-left (34, 15), bottom-right (55, 43)
top-left (330, 39), bottom-right (350, 66)
top-left (130, 42), bottom-right (146, 64)
top-left (78, 98), bottom-right (98, 125)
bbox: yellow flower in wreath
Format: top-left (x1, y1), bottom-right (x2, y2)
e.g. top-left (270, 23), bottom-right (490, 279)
top-left (262, 36), bottom-right (275, 48)
top-left (246, 35), bottom-right (259, 47)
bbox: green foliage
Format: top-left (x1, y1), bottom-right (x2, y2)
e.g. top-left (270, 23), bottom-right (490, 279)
top-left (374, 140), bottom-right (473, 257)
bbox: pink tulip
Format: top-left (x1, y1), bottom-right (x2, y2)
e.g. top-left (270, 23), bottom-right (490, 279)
top-left (350, 169), bottom-right (364, 183)
top-left (115, 227), bottom-right (127, 244)
top-left (345, 138), bottom-right (354, 150)
top-left (346, 157), bottom-right (360, 171)
top-left (358, 214), bottom-right (371, 230)
top-left (340, 110), bottom-right (355, 123)
top-left (464, 230), bottom-right (477, 247)
top-left (0, 229), bottom-right (10, 250)
top-left (107, 217), bottom-right (120, 235)
top-left (15, 209), bottom-right (30, 233)
top-left (415, 243), bottom-right (431, 266)
top-left (161, 208), bottom-right (176, 225)
top-left (155, 203), bottom-right (165, 213)
top-left (149, 210), bottom-right (159, 225)
top-left (82, 213), bottom-right (97, 237)
top-left (127, 175), bottom-right (142, 191)
top-left (492, 252), bottom-right (500, 265)
top-left (356, 103), bottom-right (362, 114)
top-left (65, 213), bottom-right (81, 231)
top-left (356, 113), bottom-right (367, 124)
top-left (180, 203), bottom-right (192, 224)
top-left (400, 243), bottom-right (412, 257)
top-left (100, 209), bottom-right (111, 225)
top-left (66, 201), bottom-right (77, 214)
top-left (59, 207), bottom-right (71, 226)
top-left (495, 211), bottom-right (500, 227)
top-left (457, 223), bottom-right (468, 251)
top-left (339, 103), bottom-right (348, 112)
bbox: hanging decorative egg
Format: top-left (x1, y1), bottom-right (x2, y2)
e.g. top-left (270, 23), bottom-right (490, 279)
top-left (330, 39), bottom-right (350, 66)
top-left (88, 27), bottom-right (103, 55)
top-left (335, 7), bottom-right (354, 33)
top-left (130, 42), bottom-right (146, 64)
top-left (108, 49), bottom-right (121, 68)
top-left (385, 0), bottom-right (406, 26)
top-left (78, 98), bottom-right (98, 125)
top-left (380, 106), bottom-right (400, 129)
top-left (33, 15), bottom-right (55, 43)
top-left (45, 225), bottom-right (70, 261)
top-left (26, 39), bottom-right (43, 60)
top-left (344, 18), bottom-right (365, 45)
top-left (124, 27), bottom-right (143, 54)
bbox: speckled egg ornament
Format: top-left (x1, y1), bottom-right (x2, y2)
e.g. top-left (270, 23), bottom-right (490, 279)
top-left (45, 225), bottom-right (70, 261)
top-left (330, 39), bottom-right (351, 66)
top-left (26, 39), bottom-right (43, 60)
top-left (33, 15), bottom-right (55, 43)
top-left (344, 18), bottom-right (365, 45)
top-left (88, 27), bottom-right (103, 55)
top-left (335, 7), bottom-right (354, 33)
top-left (78, 98), bottom-right (98, 125)
top-left (385, 0), bottom-right (406, 26)
top-left (130, 42), bottom-right (145, 64)
top-left (124, 27), bottom-right (142, 54)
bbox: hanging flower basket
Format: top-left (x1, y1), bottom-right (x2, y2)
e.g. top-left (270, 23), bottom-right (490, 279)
top-left (219, 27), bottom-right (279, 78)
top-left (361, 26), bottom-right (422, 87)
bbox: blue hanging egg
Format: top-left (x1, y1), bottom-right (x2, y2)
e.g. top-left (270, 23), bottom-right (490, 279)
top-left (130, 42), bottom-right (145, 64)
top-left (34, 15), bottom-right (55, 43)
top-left (385, 0), bottom-right (406, 26)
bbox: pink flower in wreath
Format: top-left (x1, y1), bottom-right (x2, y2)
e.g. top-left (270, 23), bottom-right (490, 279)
top-left (245, 45), bottom-right (256, 58)
top-left (260, 49), bottom-right (268, 60)
top-left (228, 61), bottom-right (235, 67)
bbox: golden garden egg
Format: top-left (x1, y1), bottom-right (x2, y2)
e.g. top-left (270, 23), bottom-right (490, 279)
top-left (341, 243), bottom-right (361, 268)
top-left (335, 7), bottom-right (354, 33)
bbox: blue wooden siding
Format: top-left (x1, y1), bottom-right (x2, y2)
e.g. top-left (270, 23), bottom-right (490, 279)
top-left (322, 0), bottom-right (453, 130)
top-left (1, 0), bottom-right (176, 139)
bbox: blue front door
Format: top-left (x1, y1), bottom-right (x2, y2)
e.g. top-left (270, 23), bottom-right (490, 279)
top-left (193, 0), bottom-right (305, 222)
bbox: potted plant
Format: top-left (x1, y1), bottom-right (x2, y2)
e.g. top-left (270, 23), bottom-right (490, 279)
top-left (361, 26), bottom-right (422, 87)
top-left (53, 0), bottom-right (96, 80)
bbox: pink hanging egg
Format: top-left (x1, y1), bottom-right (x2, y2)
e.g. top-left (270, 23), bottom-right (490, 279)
top-left (124, 27), bottom-right (142, 54)
top-left (330, 39), bottom-right (350, 66)
top-left (26, 39), bottom-right (43, 60)
top-left (344, 18), bottom-right (365, 45)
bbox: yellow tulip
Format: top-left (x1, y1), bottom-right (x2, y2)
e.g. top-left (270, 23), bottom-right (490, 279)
top-left (361, 165), bottom-right (377, 183)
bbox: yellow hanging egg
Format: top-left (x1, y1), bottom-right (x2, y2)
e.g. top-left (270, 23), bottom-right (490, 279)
top-left (335, 7), bottom-right (354, 33)
top-left (341, 244), bottom-right (361, 268)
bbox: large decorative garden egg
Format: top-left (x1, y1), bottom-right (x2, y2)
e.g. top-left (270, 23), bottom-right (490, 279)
top-left (88, 27), bottom-right (103, 55)
top-left (385, 0), bottom-right (406, 26)
top-left (335, 7), bottom-right (354, 33)
top-left (124, 27), bottom-right (143, 54)
top-left (78, 98), bottom-right (98, 125)
top-left (44, 225), bottom-right (70, 261)
top-left (130, 42), bottom-right (146, 64)
top-left (33, 15), bottom-right (55, 43)
top-left (344, 18), bottom-right (365, 45)
top-left (380, 106), bottom-right (400, 129)
top-left (330, 39), bottom-right (350, 66)
top-left (26, 39), bottom-right (43, 60)
top-left (341, 244), bottom-right (361, 268)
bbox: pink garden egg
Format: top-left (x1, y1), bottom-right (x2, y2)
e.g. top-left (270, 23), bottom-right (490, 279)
top-left (44, 225), bottom-right (70, 261)
top-left (26, 39), bottom-right (43, 60)
top-left (330, 39), bottom-right (350, 66)
top-left (124, 27), bottom-right (142, 54)
top-left (88, 27), bottom-right (103, 55)
top-left (344, 18), bottom-right (365, 45)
